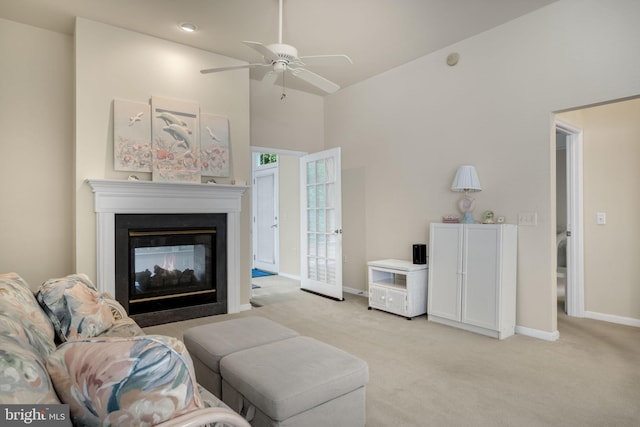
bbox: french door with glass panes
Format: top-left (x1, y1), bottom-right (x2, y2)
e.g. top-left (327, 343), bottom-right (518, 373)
top-left (300, 148), bottom-right (343, 300)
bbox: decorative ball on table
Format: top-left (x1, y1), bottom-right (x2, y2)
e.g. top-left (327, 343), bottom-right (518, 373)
top-left (482, 210), bottom-right (495, 224)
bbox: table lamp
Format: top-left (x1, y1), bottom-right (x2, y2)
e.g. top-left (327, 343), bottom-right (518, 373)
top-left (451, 165), bottom-right (482, 224)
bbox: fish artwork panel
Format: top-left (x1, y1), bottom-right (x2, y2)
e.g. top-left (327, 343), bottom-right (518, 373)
top-left (200, 113), bottom-right (231, 177)
top-left (151, 96), bottom-right (201, 183)
top-left (113, 99), bottom-right (152, 172)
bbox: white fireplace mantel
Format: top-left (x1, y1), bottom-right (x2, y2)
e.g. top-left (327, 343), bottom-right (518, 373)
top-left (86, 179), bottom-right (247, 313)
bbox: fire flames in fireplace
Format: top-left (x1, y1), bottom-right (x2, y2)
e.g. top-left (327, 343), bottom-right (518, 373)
top-left (135, 253), bottom-right (201, 292)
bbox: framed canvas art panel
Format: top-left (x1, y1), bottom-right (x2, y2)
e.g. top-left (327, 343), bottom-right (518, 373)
top-left (113, 99), bottom-right (152, 172)
top-left (200, 113), bottom-right (231, 177)
top-left (151, 96), bottom-right (200, 183)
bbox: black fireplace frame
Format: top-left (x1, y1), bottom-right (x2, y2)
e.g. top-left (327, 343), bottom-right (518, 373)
top-left (115, 213), bottom-right (227, 327)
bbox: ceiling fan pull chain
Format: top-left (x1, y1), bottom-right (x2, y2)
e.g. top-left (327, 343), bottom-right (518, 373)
top-left (281, 71), bottom-right (287, 101)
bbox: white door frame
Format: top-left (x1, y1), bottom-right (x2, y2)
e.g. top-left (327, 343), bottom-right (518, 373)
top-left (555, 119), bottom-right (585, 318)
top-left (252, 158), bottom-right (279, 272)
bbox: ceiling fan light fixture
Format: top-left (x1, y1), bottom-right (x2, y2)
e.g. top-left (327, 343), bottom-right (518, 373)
top-left (273, 61), bottom-right (287, 73)
top-left (179, 22), bottom-right (198, 33)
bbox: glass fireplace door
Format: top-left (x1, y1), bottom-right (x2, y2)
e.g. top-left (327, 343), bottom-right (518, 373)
top-left (128, 229), bottom-right (216, 314)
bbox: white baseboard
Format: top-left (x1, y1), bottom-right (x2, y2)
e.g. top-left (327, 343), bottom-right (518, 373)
top-left (239, 303), bottom-right (252, 312)
top-left (344, 286), bottom-right (368, 297)
top-left (513, 312), bottom-right (639, 341)
top-left (515, 325), bottom-right (560, 341)
top-left (584, 311), bottom-right (640, 328)
top-left (277, 272), bottom-right (301, 281)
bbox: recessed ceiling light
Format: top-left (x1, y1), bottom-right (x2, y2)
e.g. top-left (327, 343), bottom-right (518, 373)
top-left (179, 22), bottom-right (198, 33)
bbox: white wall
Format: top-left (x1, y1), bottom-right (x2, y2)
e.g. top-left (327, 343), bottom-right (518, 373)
top-left (0, 19), bottom-right (74, 289)
top-left (323, 0), bottom-right (640, 334)
top-left (74, 19), bottom-right (252, 303)
top-left (250, 82), bottom-right (324, 153)
top-left (278, 155), bottom-right (301, 277)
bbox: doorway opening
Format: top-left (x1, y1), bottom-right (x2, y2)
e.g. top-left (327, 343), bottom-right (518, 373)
top-left (250, 146), bottom-right (344, 303)
top-left (555, 120), bottom-right (585, 319)
top-left (250, 147), bottom-right (306, 282)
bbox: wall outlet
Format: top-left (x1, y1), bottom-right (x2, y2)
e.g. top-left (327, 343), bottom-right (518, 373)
top-left (518, 212), bottom-right (538, 226)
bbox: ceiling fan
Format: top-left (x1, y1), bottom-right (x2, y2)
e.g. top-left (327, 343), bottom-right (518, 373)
top-left (200, 0), bottom-right (352, 95)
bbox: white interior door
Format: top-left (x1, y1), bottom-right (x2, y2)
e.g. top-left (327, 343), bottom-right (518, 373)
top-left (300, 147), bottom-right (343, 300)
top-left (253, 165), bottom-right (279, 273)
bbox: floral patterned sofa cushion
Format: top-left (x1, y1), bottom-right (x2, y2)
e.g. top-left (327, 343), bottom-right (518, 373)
top-left (0, 272), bottom-right (56, 358)
top-left (36, 274), bottom-right (114, 342)
top-left (46, 335), bottom-right (204, 427)
top-left (0, 335), bottom-right (60, 404)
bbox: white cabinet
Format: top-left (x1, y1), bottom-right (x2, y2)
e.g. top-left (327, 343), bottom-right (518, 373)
top-left (368, 259), bottom-right (428, 319)
top-left (427, 224), bottom-right (517, 339)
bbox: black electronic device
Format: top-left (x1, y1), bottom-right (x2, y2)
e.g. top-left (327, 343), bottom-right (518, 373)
top-left (413, 244), bottom-right (427, 264)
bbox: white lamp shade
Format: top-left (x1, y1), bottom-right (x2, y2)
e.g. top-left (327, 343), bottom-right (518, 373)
top-left (451, 165), bottom-right (482, 192)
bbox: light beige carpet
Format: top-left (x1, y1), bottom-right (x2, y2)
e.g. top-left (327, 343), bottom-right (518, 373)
top-left (145, 275), bottom-right (640, 427)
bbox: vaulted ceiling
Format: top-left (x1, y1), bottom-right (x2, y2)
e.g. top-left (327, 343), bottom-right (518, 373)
top-left (1, 0), bottom-right (558, 94)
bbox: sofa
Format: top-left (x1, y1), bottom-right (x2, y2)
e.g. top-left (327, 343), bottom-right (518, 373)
top-left (0, 272), bottom-right (250, 427)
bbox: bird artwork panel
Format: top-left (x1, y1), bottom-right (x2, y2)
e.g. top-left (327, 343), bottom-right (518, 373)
top-left (150, 96), bottom-right (200, 183)
top-left (200, 113), bottom-right (231, 177)
top-left (113, 99), bottom-right (151, 172)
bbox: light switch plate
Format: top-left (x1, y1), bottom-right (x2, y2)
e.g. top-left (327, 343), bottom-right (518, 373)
top-left (518, 212), bottom-right (538, 226)
top-left (596, 212), bottom-right (606, 225)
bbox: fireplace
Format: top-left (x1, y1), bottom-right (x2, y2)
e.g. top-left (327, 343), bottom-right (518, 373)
top-left (87, 179), bottom-right (247, 327)
top-left (115, 213), bottom-right (227, 326)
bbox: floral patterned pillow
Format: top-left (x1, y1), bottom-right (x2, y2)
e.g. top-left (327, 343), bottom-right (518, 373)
top-left (46, 335), bottom-right (204, 426)
top-left (0, 272), bottom-right (56, 358)
top-left (36, 274), bottom-right (114, 342)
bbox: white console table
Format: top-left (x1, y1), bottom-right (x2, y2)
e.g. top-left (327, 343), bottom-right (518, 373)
top-left (367, 259), bottom-right (428, 319)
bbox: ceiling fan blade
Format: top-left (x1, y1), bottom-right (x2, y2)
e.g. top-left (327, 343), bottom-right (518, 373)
top-left (297, 54), bottom-right (353, 67)
top-left (200, 63), bottom-right (268, 74)
top-left (262, 71), bottom-right (280, 85)
top-left (243, 41), bottom-right (279, 63)
top-left (289, 67), bottom-right (340, 94)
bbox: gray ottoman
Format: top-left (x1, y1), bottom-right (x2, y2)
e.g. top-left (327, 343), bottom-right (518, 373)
top-left (183, 317), bottom-right (299, 397)
top-left (221, 336), bottom-right (369, 427)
